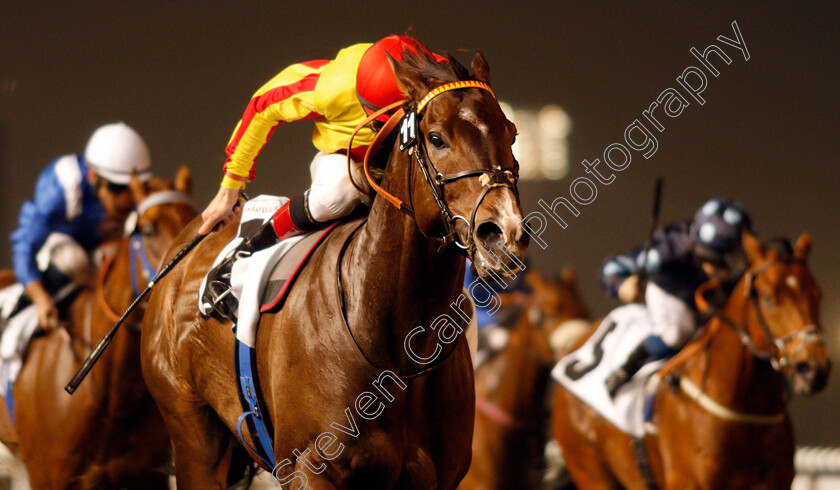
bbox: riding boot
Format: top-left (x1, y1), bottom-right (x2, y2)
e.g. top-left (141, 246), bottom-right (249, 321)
top-left (203, 196), bottom-right (313, 321)
top-left (605, 343), bottom-right (651, 398)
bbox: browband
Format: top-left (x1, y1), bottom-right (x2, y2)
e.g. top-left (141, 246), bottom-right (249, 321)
top-left (416, 80), bottom-right (495, 113)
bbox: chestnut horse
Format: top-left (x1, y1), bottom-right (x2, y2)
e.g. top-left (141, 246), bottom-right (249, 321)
top-left (0, 167), bottom-right (195, 488)
top-left (551, 232), bottom-right (831, 489)
top-left (141, 49), bottom-right (528, 488)
top-left (460, 268), bottom-right (588, 490)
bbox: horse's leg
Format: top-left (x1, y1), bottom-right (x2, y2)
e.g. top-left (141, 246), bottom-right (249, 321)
top-left (550, 385), bottom-right (621, 489)
top-left (16, 330), bottom-right (98, 490)
top-left (0, 394), bottom-right (19, 455)
top-left (159, 399), bottom-right (234, 489)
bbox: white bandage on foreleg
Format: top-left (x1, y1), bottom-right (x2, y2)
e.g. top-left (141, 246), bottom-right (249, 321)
top-left (307, 152), bottom-right (364, 222)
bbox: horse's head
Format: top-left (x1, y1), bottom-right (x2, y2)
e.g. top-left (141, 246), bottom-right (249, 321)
top-left (387, 48), bottom-right (528, 278)
top-left (126, 165), bottom-right (197, 269)
top-left (523, 268), bottom-right (590, 362)
top-left (736, 231), bottom-right (830, 395)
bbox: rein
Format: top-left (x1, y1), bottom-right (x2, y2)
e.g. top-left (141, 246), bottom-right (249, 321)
top-left (96, 251), bottom-right (123, 324)
top-left (335, 219), bottom-right (463, 381)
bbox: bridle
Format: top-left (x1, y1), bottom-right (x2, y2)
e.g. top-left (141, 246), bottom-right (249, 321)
top-left (348, 80), bottom-right (519, 258)
top-left (336, 80), bottom-right (519, 380)
top-left (652, 257), bottom-right (824, 425)
top-left (713, 259), bottom-right (823, 372)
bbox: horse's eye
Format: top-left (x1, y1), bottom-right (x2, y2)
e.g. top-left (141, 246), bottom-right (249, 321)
top-left (140, 222), bottom-right (157, 237)
top-left (761, 294), bottom-right (775, 308)
top-left (428, 133), bottom-right (446, 149)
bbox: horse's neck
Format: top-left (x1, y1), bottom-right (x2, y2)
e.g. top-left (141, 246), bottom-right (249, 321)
top-left (497, 348), bottom-right (550, 420)
top-left (344, 156), bottom-right (465, 373)
top-left (699, 291), bottom-right (787, 415)
top-left (97, 241), bottom-right (147, 397)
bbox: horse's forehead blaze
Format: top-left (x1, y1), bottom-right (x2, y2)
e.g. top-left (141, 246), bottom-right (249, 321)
top-left (425, 91), bottom-right (509, 135)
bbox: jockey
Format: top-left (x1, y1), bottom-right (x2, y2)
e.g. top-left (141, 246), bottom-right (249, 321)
top-left (200, 35), bottom-right (447, 318)
top-left (11, 122), bottom-right (152, 328)
top-left (600, 198), bottom-right (751, 396)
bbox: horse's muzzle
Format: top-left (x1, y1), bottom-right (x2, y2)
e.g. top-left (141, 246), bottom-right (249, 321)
top-left (472, 216), bottom-right (529, 279)
top-left (791, 356), bottom-right (831, 395)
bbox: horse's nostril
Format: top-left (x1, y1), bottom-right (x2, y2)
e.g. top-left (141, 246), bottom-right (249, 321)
top-left (476, 221), bottom-right (503, 247)
top-left (795, 362), bottom-right (814, 377)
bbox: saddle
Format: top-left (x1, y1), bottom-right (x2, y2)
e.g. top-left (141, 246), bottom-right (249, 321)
top-left (196, 195), bottom-right (343, 469)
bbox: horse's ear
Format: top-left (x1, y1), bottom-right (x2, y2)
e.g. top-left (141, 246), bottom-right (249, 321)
top-left (742, 230), bottom-right (764, 265)
top-left (389, 54), bottom-right (432, 102)
top-left (471, 52), bottom-right (490, 84)
top-left (794, 233), bottom-right (812, 260)
top-left (560, 265), bottom-right (576, 284)
top-left (128, 172), bottom-right (147, 206)
top-left (175, 165), bottom-right (192, 195)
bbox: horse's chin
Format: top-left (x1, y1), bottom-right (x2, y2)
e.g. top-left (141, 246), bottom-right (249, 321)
top-left (470, 247), bottom-right (524, 281)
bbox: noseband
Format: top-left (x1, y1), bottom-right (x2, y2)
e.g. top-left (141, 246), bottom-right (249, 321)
top-left (715, 259), bottom-right (823, 372)
top-left (349, 81), bottom-right (519, 257)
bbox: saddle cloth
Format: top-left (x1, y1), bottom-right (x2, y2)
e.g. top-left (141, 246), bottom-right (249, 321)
top-left (0, 232), bottom-right (90, 398)
top-left (551, 304), bottom-right (663, 438)
top-left (198, 195), bottom-right (337, 348)
top-left (0, 282), bottom-right (79, 397)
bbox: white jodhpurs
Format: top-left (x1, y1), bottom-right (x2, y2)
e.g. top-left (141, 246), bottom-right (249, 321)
top-left (307, 151), bottom-right (368, 223)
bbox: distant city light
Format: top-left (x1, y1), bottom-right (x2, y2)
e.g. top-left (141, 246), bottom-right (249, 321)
top-left (499, 102), bottom-right (572, 181)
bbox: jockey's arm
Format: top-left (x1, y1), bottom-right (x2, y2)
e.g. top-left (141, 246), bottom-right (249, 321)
top-left (24, 280), bottom-right (57, 329)
top-left (12, 174), bottom-right (67, 328)
top-left (644, 281), bottom-right (696, 352)
top-left (200, 62), bottom-right (323, 234)
top-left (11, 168), bottom-right (67, 287)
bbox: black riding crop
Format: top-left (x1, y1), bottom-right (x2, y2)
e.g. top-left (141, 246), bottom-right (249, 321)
top-left (64, 232), bottom-right (208, 394)
top-left (637, 177), bottom-right (664, 290)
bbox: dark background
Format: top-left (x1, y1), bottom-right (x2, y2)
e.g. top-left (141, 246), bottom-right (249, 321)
top-left (1, 2), bottom-right (837, 445)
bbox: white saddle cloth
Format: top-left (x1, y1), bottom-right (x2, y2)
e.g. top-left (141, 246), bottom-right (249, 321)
top-left (198, 195), bottom-right (306, 348)
top-left (552, 304), bottom-right (663, 437)
top-left (0, 282), bottom-right (79, 396)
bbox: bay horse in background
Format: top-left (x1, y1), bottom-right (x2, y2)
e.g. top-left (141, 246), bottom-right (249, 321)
top-left (551, 232), bottom-right (831, 489)
top-left (141, 49), bottom-right (528, 488)
top-left (0, 272), bottom-right (16, 290)
top-left (0, 167), bottom-right (196, 488)
top-left (460, 267), bottom-right (588, 490)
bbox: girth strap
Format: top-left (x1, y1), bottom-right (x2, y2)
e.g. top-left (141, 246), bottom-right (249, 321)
top-left (235, 340), bottom-right (275, 469)
top-left (632, 437), bottom-right (660, 490)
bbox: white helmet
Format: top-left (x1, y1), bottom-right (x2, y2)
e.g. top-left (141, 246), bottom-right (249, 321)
top-left (84, 122), bottom-right (152, 184)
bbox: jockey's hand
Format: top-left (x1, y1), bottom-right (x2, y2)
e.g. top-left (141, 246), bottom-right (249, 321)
top-left (618, 274), bottom-right (643, 304)
top-left (199, 186), bottom-right (242, 235)
top-left (25, 280), bottom-right (58, 329)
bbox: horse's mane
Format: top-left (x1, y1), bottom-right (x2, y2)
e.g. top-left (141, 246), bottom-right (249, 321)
top-left (399, 40), bottom-right (472, 84)
top-left (146, 176), bottom-right (173, 192)
top-left (762, 237), bottom-right (794, 261)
